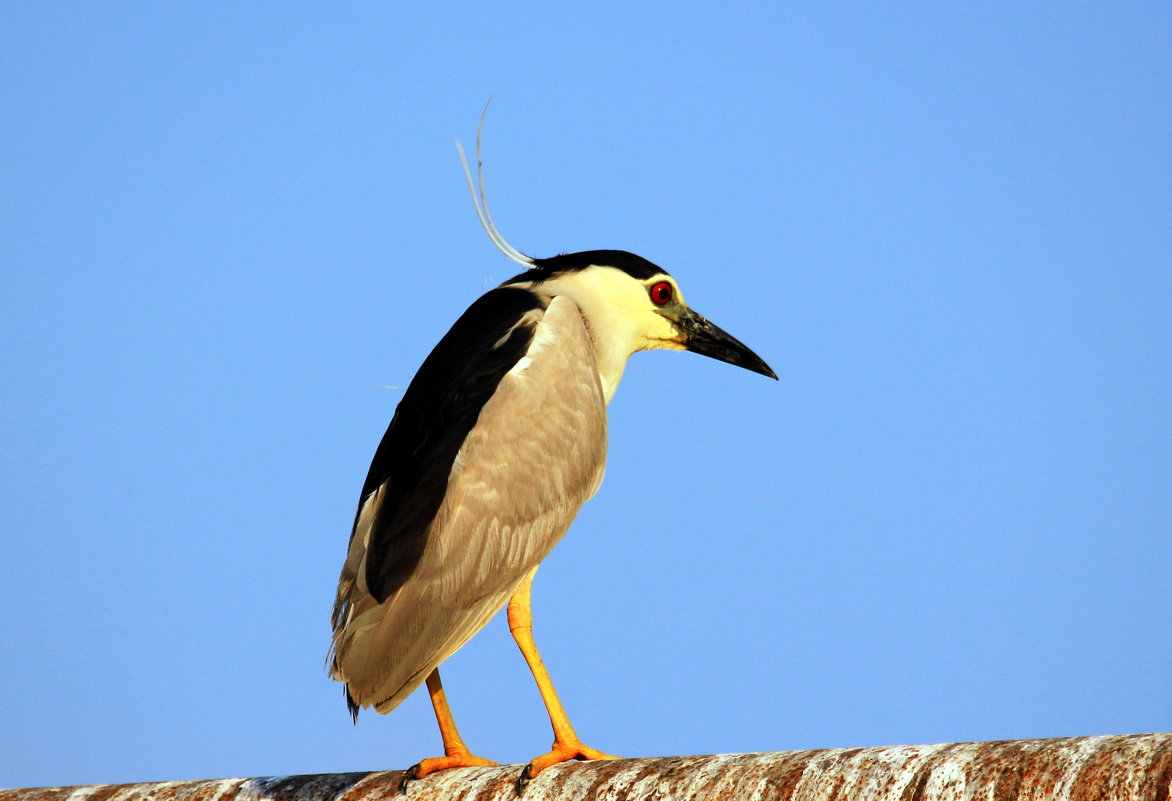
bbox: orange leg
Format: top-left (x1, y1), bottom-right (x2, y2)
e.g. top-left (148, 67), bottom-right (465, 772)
top-left (399, 668), bottom-right (497, 793)
top-left (508, 569), bottom-right (618, 787)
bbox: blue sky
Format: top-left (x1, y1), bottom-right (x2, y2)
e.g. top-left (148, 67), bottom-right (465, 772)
top-left (2, 2), bottom-right (1170, 790)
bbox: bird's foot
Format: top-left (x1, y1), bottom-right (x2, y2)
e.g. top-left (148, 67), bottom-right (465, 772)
top-left (399, 752), bottom-right (498, 794)
top-left (515, 740), bottom-right (619, 793)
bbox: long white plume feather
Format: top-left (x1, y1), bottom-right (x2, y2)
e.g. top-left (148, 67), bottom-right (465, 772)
top-left (457, 100), bottom-right (535, 270)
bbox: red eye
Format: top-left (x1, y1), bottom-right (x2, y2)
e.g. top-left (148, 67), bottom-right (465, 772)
top-left (649, 281), bottom-right (673, 306)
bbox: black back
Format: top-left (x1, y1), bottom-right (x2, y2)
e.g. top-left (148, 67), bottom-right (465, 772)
top-left (356, 286), bottom-right (547, 602)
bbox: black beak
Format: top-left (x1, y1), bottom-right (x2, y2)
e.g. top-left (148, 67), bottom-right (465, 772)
top-left (676, 309), bottom-right (777, 380)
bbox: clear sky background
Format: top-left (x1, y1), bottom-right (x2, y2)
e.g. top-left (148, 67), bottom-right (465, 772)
top-left (2, 3), bottom-right (1170, 791)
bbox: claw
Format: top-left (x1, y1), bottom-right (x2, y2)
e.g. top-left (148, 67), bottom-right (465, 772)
top-left (398, 764), bottom-right (420, 795)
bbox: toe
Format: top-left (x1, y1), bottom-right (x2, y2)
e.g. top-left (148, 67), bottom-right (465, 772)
top-left (400, 752), bottom-right (498, 794)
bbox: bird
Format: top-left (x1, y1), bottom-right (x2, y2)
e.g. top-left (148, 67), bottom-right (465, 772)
top-left (328, 118), bottom-right (776, 790)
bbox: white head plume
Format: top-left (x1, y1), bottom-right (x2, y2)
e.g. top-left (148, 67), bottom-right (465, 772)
top-left (456, 101), bottom-right (536, 270)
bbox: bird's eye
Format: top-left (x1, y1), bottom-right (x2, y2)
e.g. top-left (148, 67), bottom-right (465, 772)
top-left (649, 281), bottom-right (673, 306)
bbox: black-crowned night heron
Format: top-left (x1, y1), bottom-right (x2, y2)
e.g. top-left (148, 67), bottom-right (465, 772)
top-left (329, 124), bottom-right (776, 790)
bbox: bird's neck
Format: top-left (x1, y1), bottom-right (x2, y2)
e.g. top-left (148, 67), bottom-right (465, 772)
top-left (593, 344), bottom-right (629, 405)
top-left (519, 272), bottom-right (643, 406)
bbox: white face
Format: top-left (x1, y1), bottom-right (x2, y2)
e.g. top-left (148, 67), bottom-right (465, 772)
top-left (536, 265), bottom-right (689, 356)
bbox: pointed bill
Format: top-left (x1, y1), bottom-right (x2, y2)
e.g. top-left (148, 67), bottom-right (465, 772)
top-left (676, 309), bottom-right (777, 379)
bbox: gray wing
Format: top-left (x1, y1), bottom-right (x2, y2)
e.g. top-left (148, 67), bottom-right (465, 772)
top-left (349, 286), bottom-right (548, 610)
top-left (330, 295), bottom-right (608, 713)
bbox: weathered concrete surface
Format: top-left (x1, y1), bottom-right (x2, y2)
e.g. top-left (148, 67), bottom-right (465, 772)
top-left (3, 733), bottom-right (1171, 801)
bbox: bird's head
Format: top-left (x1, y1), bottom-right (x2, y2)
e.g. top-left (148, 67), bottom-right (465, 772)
top-left (513, 251), bottom-right (776, 384)
top-left (457, 120), bottom-right (775, 399)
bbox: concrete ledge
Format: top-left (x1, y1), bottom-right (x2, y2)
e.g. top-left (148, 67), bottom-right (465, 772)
top-left (3, 733), bottom-right (1171, 801)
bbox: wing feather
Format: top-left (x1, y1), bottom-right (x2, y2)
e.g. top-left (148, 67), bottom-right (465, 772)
top-left (356, 287), bottom-right (548, 604)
